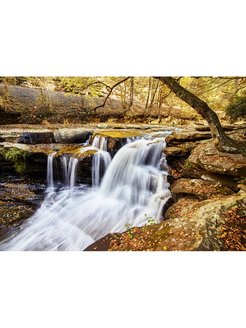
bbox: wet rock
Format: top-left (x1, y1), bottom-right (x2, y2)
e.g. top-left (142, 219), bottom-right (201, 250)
top-left (56, 151), bottom-right (95, 185)
top-left (171, 178), bottom-right (234, 200)
top-left (54, 130), bottom-right (92, 144)
top-left (93, 130), bottom-right (143, 154)
top-left (0, 143), bottom-right (47, 178)
top-left (18, 131), bottom-right (55, 144)
top-left (164, 141), bottom-right (200, 158)
top-left (187, 141), bottom-right (246, 177)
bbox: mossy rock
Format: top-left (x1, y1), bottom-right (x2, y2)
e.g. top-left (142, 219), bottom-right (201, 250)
top-left (0, 145), bottom-right (47, 178)
top-left (0, 147), bottom-right (29, 174)
top-left (95, 129), bottom-right (143, 139)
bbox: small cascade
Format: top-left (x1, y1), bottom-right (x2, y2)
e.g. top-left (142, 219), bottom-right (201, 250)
top-left (0, 132), bottom-right (172, 251)
top-left (68, 158), bottom-right (78, 189)
top-left (92, 151), bottom-right (111, 187)
top-left (92, 135), bottom-right (107, 150)
top-left (47, 153), bottom-right (56, 189)
top-left (61, 156), bottom-right (69, 185)
top-left (91, 135), bottom-right (111, 187)
top-left (61, 156), bottom-right (79, 189)
top-left (47, 153), bottom-right (79, 190)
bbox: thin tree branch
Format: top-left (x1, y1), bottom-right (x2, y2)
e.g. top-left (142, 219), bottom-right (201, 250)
top-left (93, 77), bottom-right (131, 111)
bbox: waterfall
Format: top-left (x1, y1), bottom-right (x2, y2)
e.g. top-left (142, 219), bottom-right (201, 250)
top-left (47, 153), bottom-right (55, 189)
top-left (92, 135), bottom-right (107, 151)
top-left (91, 135), bottom-right (111, 187)
top-left (61, 156), bottom-right (69, 185)
top-left (0, 134), bottom-right (172, 251)
top-left (61, 156), bottom-right (79, 189)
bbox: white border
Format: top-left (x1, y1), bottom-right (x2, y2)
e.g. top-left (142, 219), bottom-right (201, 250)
top-left (0, 1), bottom-right (245, 327)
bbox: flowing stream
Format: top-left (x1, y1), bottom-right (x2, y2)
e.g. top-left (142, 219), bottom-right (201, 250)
top-left (0, 133), bottom-right (172, 251)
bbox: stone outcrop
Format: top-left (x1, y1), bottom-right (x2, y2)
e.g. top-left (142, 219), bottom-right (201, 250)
top-left (0, 143), bottom-right (47, 178)
top-left (18, 132), bottom-right (55, 144)
top-left (17, 130), bottom-right (92, 144)
top-left (54, 130), bottom-right (92, 144)
top-left (186, 141), bottom-right (246, 177)
top-left (166, 129), bottom-right (212, 143)
top-left (171, 178), bottom-right (234, 200)
top-left (86, 192), bottom-right (246, 251)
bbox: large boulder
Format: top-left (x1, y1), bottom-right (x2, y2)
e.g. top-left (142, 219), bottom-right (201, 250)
top-left (18, 131), bottom-right (55, 144)
top-left (186, 140), bottom-right (246, 177)
top-left (18, 130), bottom-right (92, 144)
top-left (171, 178), bottom-right (234, 200)
top-left (86, 192), bottom-right (246, 251)
top-left (166, 129), bottom-right (212, 144)
top-left (54, 129), bottom-right (92, 144)
top-left (164, 141), bottom-right (201, 158)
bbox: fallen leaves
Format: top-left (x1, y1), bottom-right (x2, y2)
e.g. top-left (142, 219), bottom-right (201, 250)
top-left (218, 203), bottom-right (246, 251)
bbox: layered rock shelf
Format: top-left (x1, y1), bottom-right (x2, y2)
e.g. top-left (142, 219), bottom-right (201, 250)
top-left (1, 123), bottom-right (246, 251)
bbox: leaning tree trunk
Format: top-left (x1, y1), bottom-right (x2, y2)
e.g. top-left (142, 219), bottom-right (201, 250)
top-left (155, 77), bottom-right (246, 156)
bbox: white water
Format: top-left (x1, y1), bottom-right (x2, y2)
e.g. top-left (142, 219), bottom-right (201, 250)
top-left (61, 156), bottom-right (79, 189)
top-left (47, 154), bottom-right (78, 190)
top-left (47, 153), bottom-right (55, 188)
top-left (91, 135), bottom-right (111, 187)
top-left (0, 134), bottom-right (172, 251)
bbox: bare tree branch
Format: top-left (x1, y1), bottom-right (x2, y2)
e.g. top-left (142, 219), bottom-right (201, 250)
top-left (93, 77), bottom-right (131, 111)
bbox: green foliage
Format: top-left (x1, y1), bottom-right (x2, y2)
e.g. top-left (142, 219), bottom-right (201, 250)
top-left (124, 223), bottom-right (132, 231)
top-left (226, 96), bottom-right (246, 120)
top-left (53, 77), bottom-right (108, 97)
top-left (144, 214), bottom-right (156, 226)
top-left (0, 77), bottom-right (27, 85)
top-left (14, 161), bottom-right (26, 174)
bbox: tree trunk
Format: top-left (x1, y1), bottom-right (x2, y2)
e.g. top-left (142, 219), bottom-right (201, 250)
top-left (155, 77), bottom-right (246, 156)
top-left (148, 79), bottom-right (159, 114)
top-left (145, 77), bottom-right (152, 114)
top-left (128, 77), bottom-right (134, 110)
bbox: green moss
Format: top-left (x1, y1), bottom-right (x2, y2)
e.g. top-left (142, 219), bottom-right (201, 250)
top-left (183, 159), bottom-right (193, 170)
top-left (1, 147), bottom-right (29, 174)
top-left (4, 147), bottom-right (26, 161)
top-left (95, 130), bottom-right (143, 138)
top-left (14, 161), bottom-right (26, 174)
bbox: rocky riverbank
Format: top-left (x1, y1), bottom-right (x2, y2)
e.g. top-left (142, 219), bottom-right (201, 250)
top-left (86, 124), bottom-right (246, 251)
top-left (0, 123), bottom-right (245, 250)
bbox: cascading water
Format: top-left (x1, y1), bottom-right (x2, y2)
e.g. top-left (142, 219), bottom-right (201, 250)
top-left (0, 134), bottom-right (172, 251)
top-left (91, 135), bottom-right (111, 187)
top-left (47, 154), bottom-right (79, 190)
top-left (92, 135), bottom-right (107, 151)
top-left (47, 153), bottom-right (55, 189)
top-left (61, 156), bottom-right (79, 189)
